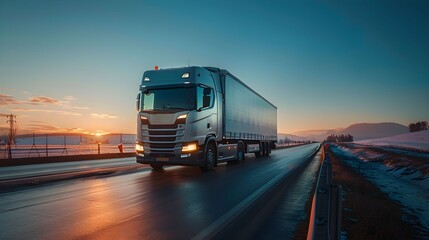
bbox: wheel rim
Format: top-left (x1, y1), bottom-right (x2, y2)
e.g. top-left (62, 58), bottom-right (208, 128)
top-left (207, 148), bottom-right (214, 168)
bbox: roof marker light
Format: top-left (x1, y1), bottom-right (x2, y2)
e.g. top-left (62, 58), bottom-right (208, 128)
top-left (182, 72), bottom-right (190, 79)
top-left (144, 77), bottom-right (150, 82)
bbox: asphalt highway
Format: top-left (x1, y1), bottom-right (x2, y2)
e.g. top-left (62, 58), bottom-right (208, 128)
top-left (0, 143), bottom-right (320, 240)
top-left (0, 157), bottom-right (139, 181)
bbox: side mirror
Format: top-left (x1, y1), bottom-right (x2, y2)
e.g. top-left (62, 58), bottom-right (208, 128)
top-left (136, 93), bottom-right (141, 111)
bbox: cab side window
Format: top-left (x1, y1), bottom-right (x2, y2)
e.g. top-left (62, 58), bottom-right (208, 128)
top-left (197, 86), bottom-right (214, 110)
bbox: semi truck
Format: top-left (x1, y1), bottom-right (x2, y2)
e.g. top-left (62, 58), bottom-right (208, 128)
top-left (135, 66), bottom-right (277, 170)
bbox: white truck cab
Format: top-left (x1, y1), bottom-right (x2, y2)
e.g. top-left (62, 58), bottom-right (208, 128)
top-left (136, 66), bottom-right (277, 171)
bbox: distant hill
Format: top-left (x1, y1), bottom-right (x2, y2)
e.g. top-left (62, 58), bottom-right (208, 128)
top-left (291, 129), bottom-right (344, 141)
top-left (355, 130), bottom-right (429, 151)
top-left (287, 122), bottom-right (409, 141)
top-left (278, 133), bottom-right (309, 142)
top-left (339, 122), bottom-right (408, 141)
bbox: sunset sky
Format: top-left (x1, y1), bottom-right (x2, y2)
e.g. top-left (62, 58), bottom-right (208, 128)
top-left (1, 0), bottom-right (428, 135)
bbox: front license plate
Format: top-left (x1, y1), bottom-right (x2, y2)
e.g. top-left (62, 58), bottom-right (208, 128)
top-left (157, 157), bottom-right (169, 162)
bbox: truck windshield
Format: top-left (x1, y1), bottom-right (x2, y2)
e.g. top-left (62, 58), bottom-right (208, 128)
top-left (140, 87), bottom-right (195, 112)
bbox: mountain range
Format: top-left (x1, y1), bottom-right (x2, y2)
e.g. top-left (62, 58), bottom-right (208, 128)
top-left (3, 122), bottom-right (410, 143)
top-left (280, 122), bottom-right (409, 141)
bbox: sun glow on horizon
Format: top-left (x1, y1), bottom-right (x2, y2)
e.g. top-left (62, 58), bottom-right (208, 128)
top-left (91, 130), bottom-right (110, 136)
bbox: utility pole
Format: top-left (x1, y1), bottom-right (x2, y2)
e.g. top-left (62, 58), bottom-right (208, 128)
top-left (45, 133), bottom-right (48, 157)
top-left (28, 132), bottom-right (40, 157)
top-left (6, 114), bottom-right (16, 159)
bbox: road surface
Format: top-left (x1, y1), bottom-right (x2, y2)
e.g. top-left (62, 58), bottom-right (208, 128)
top-left (0, 157), bottom-right (139, 181)
top-left (0, 143), bottom-right (320, 239)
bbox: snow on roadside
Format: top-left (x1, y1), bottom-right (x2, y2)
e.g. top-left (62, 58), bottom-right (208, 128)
top-left (355, 130), bottom-right (429, 152)
top-left (330, 144), bottom-right (429, 233)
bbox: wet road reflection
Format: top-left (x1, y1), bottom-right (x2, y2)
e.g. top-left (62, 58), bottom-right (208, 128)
top-left (0, 144), bottom-right (319, 240)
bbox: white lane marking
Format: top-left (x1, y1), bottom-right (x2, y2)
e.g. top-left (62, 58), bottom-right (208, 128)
top-left (191, 170), bottom-right (285, 240)
top-left (191, 144), bottom-right (320, 240)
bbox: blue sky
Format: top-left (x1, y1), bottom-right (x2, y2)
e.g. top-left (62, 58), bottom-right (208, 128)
top-left (1, 0), bottom-right (428, 134)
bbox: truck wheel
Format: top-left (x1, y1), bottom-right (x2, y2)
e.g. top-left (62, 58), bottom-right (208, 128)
top-left (267, 143), bottom-right (271, 155)
top-left (255, 143), bottom-right (262, 158)
top-left (261, 143), bottom-right (266, 157)
top-left (150, 163), bottom-right (163, 170)
top-left (236, 141), bottom-right (245, 163)
top-left (264, 142), bottom-right (269, 156)
top-left (201, 143), bottom-right (216, 171)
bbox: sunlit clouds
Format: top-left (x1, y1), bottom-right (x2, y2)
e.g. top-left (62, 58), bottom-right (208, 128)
top-left (91, 113), bottom-right (118, 119)
top-left (1, 1), bottom-right (428, 135)
top-left (0, 94), bottom-right (85, 109)
top-left (0, 92), bottom-right (90, 113)
top-left (29, 96), bottom-right (60, 104)
top-left (4, 120), bottom-right (112, 135)
top-left (64, 96), bottom-right (77, 101)
top-left (0, 94), bottom-right (21, 105)
top-left (0, 91), bottom-right (120, 135)
top-left (25, 122), bottom-right (62, 132)
top-left (12, 108), bottom-right (82, 116)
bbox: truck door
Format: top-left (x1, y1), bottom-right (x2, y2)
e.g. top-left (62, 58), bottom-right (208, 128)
top-left (195, 85), bottom-right (217, 141)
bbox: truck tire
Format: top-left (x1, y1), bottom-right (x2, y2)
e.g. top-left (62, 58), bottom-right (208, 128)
top-left (201, 143), bottom-right (216, 171)
top-left (261, 142), bottom-right (266, 157)
top-left (150, 163), bottom-right (163, 170)
top-left (265, 142), bottom-right (270, 156)
top-left (236, 141), bottom-right (245, 163)
top-left (255, 142), bottom-right (262, 158)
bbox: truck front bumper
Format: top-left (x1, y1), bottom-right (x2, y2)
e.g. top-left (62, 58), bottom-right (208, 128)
top-left (136, 150), bottom-right (204, 166)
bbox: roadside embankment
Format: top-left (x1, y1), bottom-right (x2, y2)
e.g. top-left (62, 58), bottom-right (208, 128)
top-left (0, 152), bottom-right (136, 167)
top-left (328, 147), bottom-right (426, 239)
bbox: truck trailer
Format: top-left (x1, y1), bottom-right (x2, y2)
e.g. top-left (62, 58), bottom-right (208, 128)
top-left (135, 66), bottom-right (277, 170)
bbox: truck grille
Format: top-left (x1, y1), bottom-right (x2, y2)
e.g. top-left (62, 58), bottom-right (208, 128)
top-left (148, 124), bottom-right (178, 129)
top-left (149, 137), bottom-right (176, 141)
top-left (141, 122), bottom-right (185, 155)
top-left (149, 130), bottom-right (176, 135)
top-left (149, 143), bottom-right (176, 149)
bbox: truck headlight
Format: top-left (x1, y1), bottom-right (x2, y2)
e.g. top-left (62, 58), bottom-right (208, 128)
top-left (135, 143), bottom-right (144, 152)
top-left (141, 116), bottom-right (149, 125)
top-left (176, 114), bottom-right (187, 124)
top-left (182, 142), bottom-right (198, 152)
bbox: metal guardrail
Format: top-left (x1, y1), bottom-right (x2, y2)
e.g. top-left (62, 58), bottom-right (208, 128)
top-left (0, 144), bottom-right (135, 159)
top-left (307, 144), bottom-right (342, 240)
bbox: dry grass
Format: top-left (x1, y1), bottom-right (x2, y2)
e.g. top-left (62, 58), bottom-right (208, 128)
top-left (330, 150), bottom-right (417, 240)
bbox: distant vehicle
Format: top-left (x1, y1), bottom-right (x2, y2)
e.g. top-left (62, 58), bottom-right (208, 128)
top-left (135, 66), bottom-right (277, 170)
